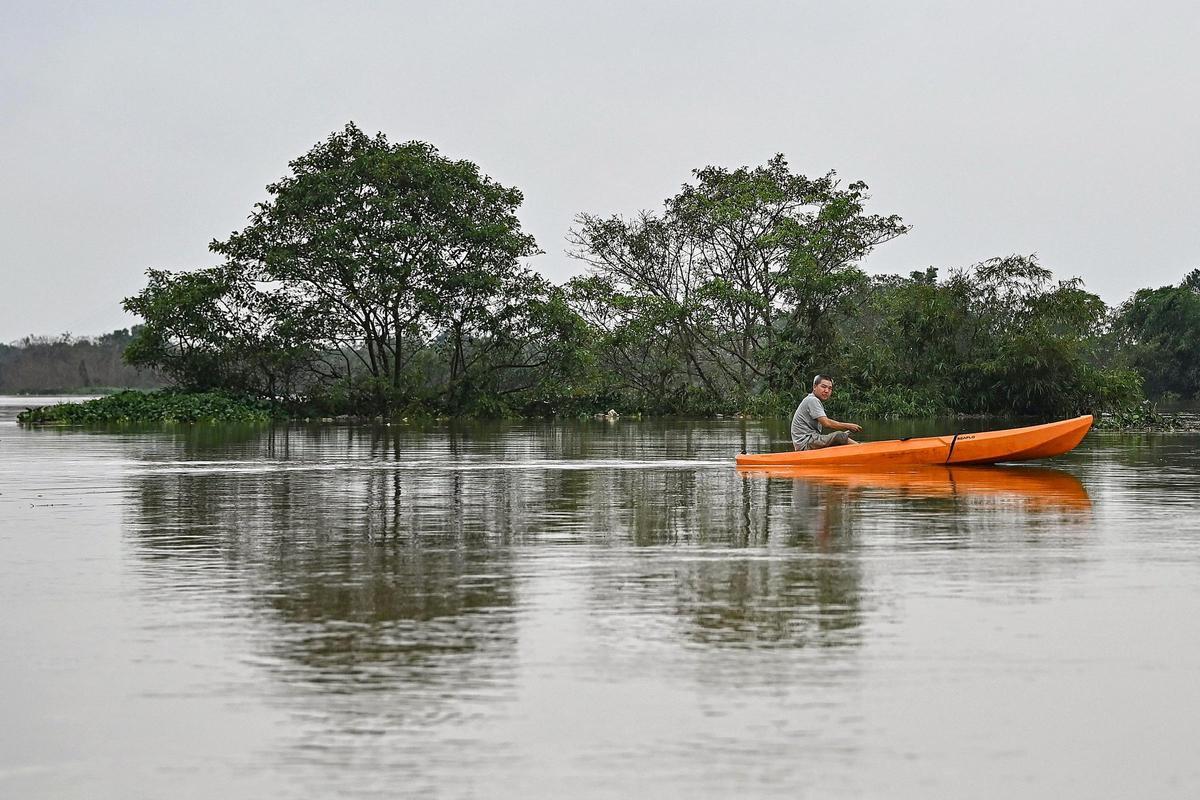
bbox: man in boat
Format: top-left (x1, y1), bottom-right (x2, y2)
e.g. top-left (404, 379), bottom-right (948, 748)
top-left (791, 374), bottom-right (862, 450)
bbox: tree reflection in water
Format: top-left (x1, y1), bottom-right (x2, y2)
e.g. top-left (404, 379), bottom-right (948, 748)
top-left (126, 424), bottom-right (1094, 692)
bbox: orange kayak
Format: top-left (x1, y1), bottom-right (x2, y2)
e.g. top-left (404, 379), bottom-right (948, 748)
top-left (736, 415), bottom-right (1093, 468)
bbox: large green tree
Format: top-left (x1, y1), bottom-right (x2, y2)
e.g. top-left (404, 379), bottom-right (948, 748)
top-left (125, 123), bottom-right (580, 414)
top-left (209, 122), bottom-right (540, 405)
top-left (568, 155), bottom-right (907, 411)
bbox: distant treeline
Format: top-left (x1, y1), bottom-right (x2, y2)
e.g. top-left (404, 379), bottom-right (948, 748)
top-left (0, 329), bottom-right (163, 394)
top-left (36, 123), bottom-right (1200, 417)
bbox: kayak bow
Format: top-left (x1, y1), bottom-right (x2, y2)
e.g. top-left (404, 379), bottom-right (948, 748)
top-left (736, 415), bottom-right (1093, 468)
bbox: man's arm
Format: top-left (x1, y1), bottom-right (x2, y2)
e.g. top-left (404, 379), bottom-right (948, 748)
top-left (817, 415), bottom-right (863, 433)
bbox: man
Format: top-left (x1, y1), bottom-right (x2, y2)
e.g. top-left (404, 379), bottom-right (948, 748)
top-left (791, 374), bottom-right (862, 451)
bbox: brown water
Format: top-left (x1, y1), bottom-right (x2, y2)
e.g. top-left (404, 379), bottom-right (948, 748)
top-left (2, 397), bottom-right (1199, 798)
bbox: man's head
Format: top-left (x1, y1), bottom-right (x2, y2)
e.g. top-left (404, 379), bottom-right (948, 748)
top-left (812, 374), bottom-right (834, 402)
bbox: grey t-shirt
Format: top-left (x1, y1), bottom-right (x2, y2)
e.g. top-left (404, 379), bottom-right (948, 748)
top-left (790, 393), bottom-right (827, 449)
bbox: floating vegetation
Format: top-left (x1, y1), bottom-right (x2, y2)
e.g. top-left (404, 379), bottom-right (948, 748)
top-left (17, 390), bottom-right (280, 425)
top-left (1094, 404), bottom-right (1200, 432)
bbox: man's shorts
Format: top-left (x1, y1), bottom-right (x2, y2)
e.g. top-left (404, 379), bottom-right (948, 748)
top-left (795, 430), bottom-right (850, 451)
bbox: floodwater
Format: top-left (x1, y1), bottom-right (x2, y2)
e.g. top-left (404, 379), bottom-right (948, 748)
top-left (2, 396), bottom-right (1199, 799)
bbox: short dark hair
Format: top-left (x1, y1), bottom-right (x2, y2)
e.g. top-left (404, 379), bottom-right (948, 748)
top-left (813, 374), bottom-right (834, 389)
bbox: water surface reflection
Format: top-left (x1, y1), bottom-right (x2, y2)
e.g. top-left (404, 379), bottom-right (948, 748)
top-left (6, 416), bottom-right (1200, 798)
top-left (125, 426), bottom-right (1096, 672)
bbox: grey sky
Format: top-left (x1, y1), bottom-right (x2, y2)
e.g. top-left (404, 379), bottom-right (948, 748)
top-left (3, 0), bottom-right (1198, 342)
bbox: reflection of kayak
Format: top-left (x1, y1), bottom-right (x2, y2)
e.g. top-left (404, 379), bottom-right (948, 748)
top-left (736, 415), bottom-right (1093, 467)
top-left (740, 464), bottom-right (1091, 507)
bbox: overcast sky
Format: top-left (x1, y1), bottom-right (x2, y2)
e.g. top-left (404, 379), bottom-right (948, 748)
top-left (3, 0), bottom-right (1198, 342)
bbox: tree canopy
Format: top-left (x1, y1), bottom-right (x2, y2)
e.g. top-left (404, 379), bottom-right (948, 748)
top-left (118, 128), bottom-right (1161, 418)
top-left (125, 123), bottom-right (582, 414)
top-left (842, 256), bottom-right (1140, 416)
top-left (567, 155), bottom-right (908, 412)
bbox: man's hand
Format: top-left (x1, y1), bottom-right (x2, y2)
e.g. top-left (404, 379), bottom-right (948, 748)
top-left (819, 416), bottom-right (863, 434)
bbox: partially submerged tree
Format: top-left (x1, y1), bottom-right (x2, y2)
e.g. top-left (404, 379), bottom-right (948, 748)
top-left (568, 155), bottom-right (907, 410)
top-left (125, 123), bottom-right (568, 413)
top-left (210, 123), bottom-right (540, 407)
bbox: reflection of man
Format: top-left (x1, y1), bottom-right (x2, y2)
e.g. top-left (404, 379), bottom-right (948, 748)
top-left (791, 375), bottom-right (862, 451)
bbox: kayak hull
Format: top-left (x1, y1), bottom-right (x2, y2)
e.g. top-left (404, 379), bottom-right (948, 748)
top-left (735, 415), bottom-right (1093, 468)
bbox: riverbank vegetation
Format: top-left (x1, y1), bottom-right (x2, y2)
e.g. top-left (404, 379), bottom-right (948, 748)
top-left (15, 123), bottom-right (1200, 423)
top-left (0, 330), bottom-right (164, 394)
